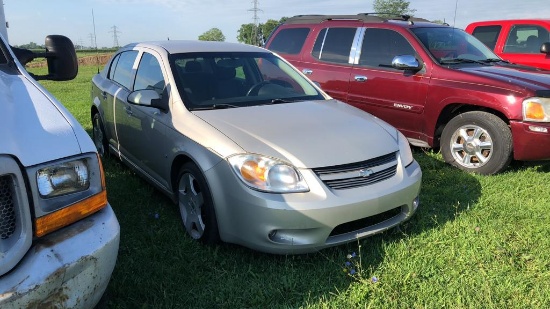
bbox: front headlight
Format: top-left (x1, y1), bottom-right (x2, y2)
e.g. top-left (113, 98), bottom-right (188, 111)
top-left (37, 159), bottom-right (90, 198)
top-left (228, 154), bottom-right (309, 193)
top-left (523, 97), bottom-right (550, 122)
top-left (398, 131), bottom-right (414, 167)
top-left (27, 153), bottom-right (108, 237)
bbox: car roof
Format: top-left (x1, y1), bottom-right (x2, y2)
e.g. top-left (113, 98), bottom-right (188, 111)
top-left (283, 13), bottom-right (431, 25)
top-left (467, 19), bottom-right (550, 26)
top-left (123, 40), bottom-right (269, 54)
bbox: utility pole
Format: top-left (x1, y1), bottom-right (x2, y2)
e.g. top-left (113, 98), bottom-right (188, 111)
top-left (109, 25), bottom-right (121, 48)
top-left (88, 33), bottom-right (95, 48)
top-left (248, 0), bottom-right (262, 45)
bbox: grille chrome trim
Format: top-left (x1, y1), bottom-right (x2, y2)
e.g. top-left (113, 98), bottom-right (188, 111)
top-left (312, 152), bottom-right (398, 189)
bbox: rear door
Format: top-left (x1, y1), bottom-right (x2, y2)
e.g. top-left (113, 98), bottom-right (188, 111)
top-left (110, 50), bottom-right (140, 160)
top-left (346, 27), bottom-right (429, 139)
top-left (298, 23), bottom-right (363, 101)
top-left (500, 23), bottom-right (550, 70)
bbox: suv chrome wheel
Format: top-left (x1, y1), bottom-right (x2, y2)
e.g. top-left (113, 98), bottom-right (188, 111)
top-left (441, 111), bottom-right (512, 175)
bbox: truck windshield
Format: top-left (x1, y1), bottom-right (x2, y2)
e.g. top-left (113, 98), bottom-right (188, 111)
top-left (411, 27), bottom-right (500, 64)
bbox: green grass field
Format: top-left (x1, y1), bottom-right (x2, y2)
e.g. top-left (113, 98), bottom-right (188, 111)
top-left (35, 65), bottom-right (550, 309)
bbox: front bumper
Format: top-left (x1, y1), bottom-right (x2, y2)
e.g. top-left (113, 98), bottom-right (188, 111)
top-left (206, 157), bottom-right (422, 254)
top-left (511, 121), bottom-right (550, 161)
top-left (0, 205), bottom-right (120, 309)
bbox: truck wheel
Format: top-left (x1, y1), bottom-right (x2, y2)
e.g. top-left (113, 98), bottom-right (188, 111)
top-left (441, 111), bottom-right (512, 175)
top-left (92, 113), bottom-right (109, 158)
top-left (177, 163), bottom-right (220, 244)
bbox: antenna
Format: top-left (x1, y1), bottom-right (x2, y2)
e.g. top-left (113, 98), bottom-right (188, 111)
top-left (452, 0), bottom-right (459, 27)
top-left (92, 9), bottom-right (100, 74)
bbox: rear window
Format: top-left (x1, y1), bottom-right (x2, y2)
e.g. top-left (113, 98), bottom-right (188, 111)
top-left (269, 28), bottom-right (310, 55)
top-left (471, 25), bottom-right (501, 50)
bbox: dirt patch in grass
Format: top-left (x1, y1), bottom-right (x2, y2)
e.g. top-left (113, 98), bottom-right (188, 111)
top-left (26, 53), bottom-right (113, 68)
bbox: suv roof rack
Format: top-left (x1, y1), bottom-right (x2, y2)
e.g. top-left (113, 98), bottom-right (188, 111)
top-left (284, 13), bottom-right (431, 25)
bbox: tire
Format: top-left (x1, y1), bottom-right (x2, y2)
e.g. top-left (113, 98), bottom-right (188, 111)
top-left (177, 162), bottom-right (220, 244)
top-left (441, 111), bottom-right (512, 175)
top-left (92, 112), bottom-right (109, 158)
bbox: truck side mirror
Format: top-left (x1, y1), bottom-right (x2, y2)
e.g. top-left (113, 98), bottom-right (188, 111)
top-left (12, 35), bottom-right (78, 81)
top-left (42, 35), bottom-right (78, 81)
top-left (541, 42), bottom-right (550, 54)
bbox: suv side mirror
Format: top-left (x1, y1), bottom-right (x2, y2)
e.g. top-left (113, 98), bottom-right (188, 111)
top-left (392, 55), bottom-right (422, 71)
top-left (541, 42), bottom-right (550, 54)
top-left (12, 35), bottom-right (78, 81)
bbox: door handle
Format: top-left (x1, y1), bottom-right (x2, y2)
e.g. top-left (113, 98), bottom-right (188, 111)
top-left (302, 68), bottom-right (313, 75)
top-left (354, 75), bottom-right (368, 82)
top-left (125, 106), bottom-right (133, 116)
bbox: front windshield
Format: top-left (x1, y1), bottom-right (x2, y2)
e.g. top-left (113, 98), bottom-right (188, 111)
top-left (411, 27), bottom-right (500, 63)
top-left (170, 52), bottom-right (324, 110)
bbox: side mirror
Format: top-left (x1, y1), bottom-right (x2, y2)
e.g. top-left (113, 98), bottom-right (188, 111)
top-left (43, 35), bottom-right (78, 81)
top-left (128, 89), bottom-right (168, 111)
top-left (392, 55), bottom-right (422, 71)
top-left (13, 35), bottom-right (78, 81)
top-left (541, 42), bottom-right (550, 54)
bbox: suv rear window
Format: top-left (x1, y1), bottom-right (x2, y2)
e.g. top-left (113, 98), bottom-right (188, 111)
top-left (312, 28), bottom-right (356, 64)
top-left (269, 28), bottom-right (310, 55)
top-left (472, 25), bottom-right (502, 50)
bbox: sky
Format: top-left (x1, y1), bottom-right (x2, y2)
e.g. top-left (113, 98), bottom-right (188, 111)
top-left (2, 0), bottom-right (550, 47)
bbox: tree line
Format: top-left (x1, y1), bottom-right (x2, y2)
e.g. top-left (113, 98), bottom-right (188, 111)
top-left (198, 0), bottom-right (421, 44)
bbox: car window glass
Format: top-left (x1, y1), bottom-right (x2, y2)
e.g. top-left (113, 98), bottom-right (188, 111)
top-left (359, 28), bottom-right (415, 68)
top-left (311, 28), bottom-right (356, 64)
top-left (170, 52), bottom-right (323, 108)
top-left (269, 28), bottom-right (310, 55)
top-left (134, 52), bottom-right (165, 94)
top-left (472, 25), bottom-right (501, 50)
top-left (107, 54), bottom-right (120, 80)
top-left (505, 25), bottom-right (550, 54)
top-left (112, 50), bottom-right (138, 90)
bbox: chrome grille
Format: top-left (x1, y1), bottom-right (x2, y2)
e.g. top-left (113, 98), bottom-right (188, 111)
top-left (0, 175), bottom-right (16, 240)
top-left (312, 152), bottom-right (397, 190)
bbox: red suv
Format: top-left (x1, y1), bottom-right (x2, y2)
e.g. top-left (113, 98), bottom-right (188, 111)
top-left (465, 19), bottom-right (550, 70)
top-left (265, 14), bottom-right (550, 175)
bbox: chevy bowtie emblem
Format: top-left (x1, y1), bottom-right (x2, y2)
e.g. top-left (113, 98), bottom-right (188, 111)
top-left (358, 169), bottom-right (373, 177)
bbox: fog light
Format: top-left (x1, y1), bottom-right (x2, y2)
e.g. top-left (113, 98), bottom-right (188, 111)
top-left (412, 196), bottom-right (420, 210)
top-left (528, 125), bottom-right (548, 133)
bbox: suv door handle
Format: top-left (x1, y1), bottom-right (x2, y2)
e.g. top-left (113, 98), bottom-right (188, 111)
top-left (125, 106), bottom-right (133, 116)
top-left (354, 75), bottom-right (368, 82)
top-left (302, 69), bottom-right (313, 75)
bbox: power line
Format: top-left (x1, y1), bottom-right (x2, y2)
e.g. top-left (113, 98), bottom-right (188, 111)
top-left (109, 25), bottom-right (121, 48)
top-left (248, 0), bottom-right (262, 45)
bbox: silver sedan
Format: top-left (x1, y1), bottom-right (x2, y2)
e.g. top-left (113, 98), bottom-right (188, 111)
top-left (91, 40), bottom-right (422, 254)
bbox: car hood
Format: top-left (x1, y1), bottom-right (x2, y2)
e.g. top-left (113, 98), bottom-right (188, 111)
top-left (459, 64), bottom-right (550, 90)
top-left (193, 100), bottom-right (398, 168)
top-left (0, 71), bottom-right (86, 166)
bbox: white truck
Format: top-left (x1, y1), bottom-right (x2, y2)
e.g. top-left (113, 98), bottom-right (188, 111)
top-left (0, 3), bottom-right (120, 308)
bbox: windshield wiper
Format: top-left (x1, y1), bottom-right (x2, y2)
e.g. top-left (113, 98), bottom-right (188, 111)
top-left (270, 98), bottom-right (293, 104)
top-left (191, 103), bottom-right (239, 111)
top-left (440, 58), bottom-right (487, 65)
top-left (482, 58), bottom-right (510, 64)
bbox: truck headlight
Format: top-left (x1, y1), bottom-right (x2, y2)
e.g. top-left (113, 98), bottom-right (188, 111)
top-left (228, 154), bottom-right (309, 193)
top-left (523, 97), bottom-right (550, 122)
top-left (27, 153), bottom-right (108, 237)
top-left (37, 159), bottom-right (90, 198)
